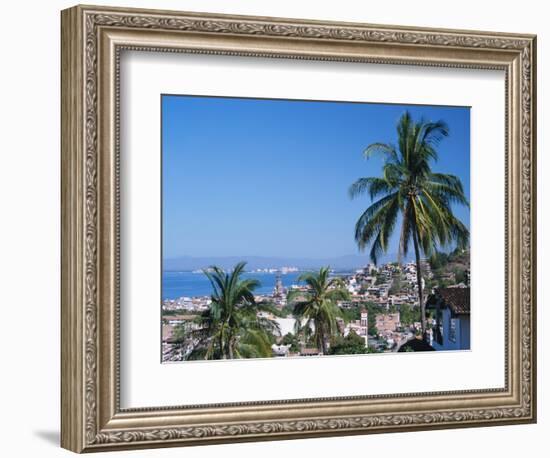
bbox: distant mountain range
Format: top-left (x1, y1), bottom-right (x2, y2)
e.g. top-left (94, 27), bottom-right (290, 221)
top-left (163, 253), bottom-right (410, 272)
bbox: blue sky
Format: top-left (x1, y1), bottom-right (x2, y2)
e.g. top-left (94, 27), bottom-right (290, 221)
top-left (162, 95), bottom-right (470, 260)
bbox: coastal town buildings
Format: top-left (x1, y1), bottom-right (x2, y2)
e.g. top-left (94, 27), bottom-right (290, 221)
top-left (375, 313), bottom-right (401, 334)
top-left (161, 257), bottom-right (470, 361)
top-left (272, 273), bottom-right (287, 308)
top-left (345, 309), bottom-right (369, 338)
top-left (162, 296), bottom-right (211, 312)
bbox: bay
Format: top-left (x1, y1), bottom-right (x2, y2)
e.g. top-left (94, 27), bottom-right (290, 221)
top-left (162, 271), bottom-right (304, 300)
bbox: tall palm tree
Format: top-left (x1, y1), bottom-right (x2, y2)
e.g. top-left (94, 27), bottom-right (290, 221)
top-left (288, 267), bottom-right (349, 354)
top-left (349, 111), bottom-right (469, 337)
top-left (187, 262), bottom-right (280, 360)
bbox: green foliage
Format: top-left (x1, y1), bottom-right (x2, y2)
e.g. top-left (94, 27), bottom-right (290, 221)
top-left (339, 306), bottom-right (361, 323)
top-left (430, 248), bottom-right (470, 288)
top-left (288, 267), bottom-right (350, 354)
top-left (237, 329), bottom-right (274, 358)
top-left (398, 303), bottom-right (420, 327)
top-left (171, 322), bottom-right (192, 342)
top-left (185, 347), bottom-right (208, 360)
top-left (328, 330), bottom-right (367, 355)
top-left (186, 262), bottom-right (280, 360)
top-left (429, 250), bottom-right (450, 270)
top-left (279, 304), bottom-right (296, 317)
top-left (454, 268), bottom-right (468, 284)
top-left (388, 273), bottom-right (403, 295)
top-left (424, 277), bottom-right (437, 291)
top-left (281, 332), bottom-right (300, 353)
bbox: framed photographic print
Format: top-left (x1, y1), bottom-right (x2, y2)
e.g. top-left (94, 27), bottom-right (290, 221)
top-left (61, 4), bottom-right (537, 453)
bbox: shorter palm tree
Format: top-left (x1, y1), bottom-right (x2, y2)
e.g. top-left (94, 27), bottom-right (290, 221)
top-left (288, 267), bottom-right (349, 355)
top-left (187, 262), bottom-right (280, 360)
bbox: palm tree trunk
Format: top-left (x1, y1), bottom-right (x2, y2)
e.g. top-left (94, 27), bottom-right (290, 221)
top-left (412, 224), bottom-right (426, 340)
top-left (317, 323), bottom-right (327, 355)
top-left (227, 333), bottom-right (235, 359)
top-left (321, 336), bottom-right (328, 355)
top-left (219, 333), bottom-right (226, 359)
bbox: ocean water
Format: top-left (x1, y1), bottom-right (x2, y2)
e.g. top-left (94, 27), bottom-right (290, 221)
top-left (162, 271), bottom-right (304, 300)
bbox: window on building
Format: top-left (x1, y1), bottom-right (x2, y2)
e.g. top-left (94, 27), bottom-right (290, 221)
top-left (449, 318), bottom-right (457, 343)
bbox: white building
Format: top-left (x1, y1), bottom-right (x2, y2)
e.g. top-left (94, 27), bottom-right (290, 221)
top-left (271, 344), bottom-right (290, 356)
top-left (275, 317), bottom-right (297, 336)
top-left (344, 309), bottom-right (368, 340)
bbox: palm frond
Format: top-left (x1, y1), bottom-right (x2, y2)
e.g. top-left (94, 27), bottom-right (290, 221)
top-left (363, 142), bottom-right (399, 163)
top-left (367, 195), bottom-right (400, 264)
top-left (286, 289), bottom-right (310, 304)
top-left (354, 193), bottom-right (400, 258)
top-left (419, 120), bottom-right (449, 149)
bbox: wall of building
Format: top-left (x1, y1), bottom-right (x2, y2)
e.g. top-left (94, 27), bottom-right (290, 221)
top-left (432, 309), bottom-right (470, 352)
top-left (460, 314), bottom-right (471, 350)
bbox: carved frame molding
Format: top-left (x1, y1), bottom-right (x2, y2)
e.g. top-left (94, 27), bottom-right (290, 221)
top-left (61, 5), bottom-right (536, 453)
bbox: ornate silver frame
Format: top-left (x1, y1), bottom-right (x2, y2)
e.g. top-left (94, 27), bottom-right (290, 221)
top-left (61, 4), bottom-right (537, 453)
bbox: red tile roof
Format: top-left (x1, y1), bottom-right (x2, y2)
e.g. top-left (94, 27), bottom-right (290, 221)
top-left (300, 348), bottom-right (320, 355)
top-left (427, 287), bottom-right (470, 315)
